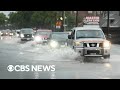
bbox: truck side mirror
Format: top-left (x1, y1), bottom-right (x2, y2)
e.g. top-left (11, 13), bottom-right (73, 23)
top-left (105, 34), bottom-right (112, 39)
top-left (108, 34), bottom-right (112, 39)
top-left (68, 35), bottom-right (71, 39)
top-left (72, 36), bottom-right (74, 39)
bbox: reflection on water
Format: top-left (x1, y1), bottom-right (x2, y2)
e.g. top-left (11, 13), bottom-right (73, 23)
top-left (19, 52), bottom-right (24, 55)
top-left (74, 72), bottom-right (80, 79)
top-left (20, 72), bottom-right (23, 79)
top-left (34, 71), bottom-right (39, 79)
top-left (104, 63), bottom-right (112, 69)
top-left (50, 71), bottom-right (56, 79)
top-left (102, 77), bottom-right (111, 79)
top-left (0, 37), bottom-right (3, 40)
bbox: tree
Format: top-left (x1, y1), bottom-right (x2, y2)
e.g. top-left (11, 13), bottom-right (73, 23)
top-left (8, 12), bottom-right (18, 29)
top-left (31, 11), bottom-right (57, 29)
top-left (8, 11), bottom-right (34, 29)
top-left (63, 11), bottom-right (76, 30)
top-left (0, 13), bottom-right (7, 28)
top-left (31, 11), bottom-right (44, 28)
top-left (8, 11), bottom-right (77, 30)
top-left (17, 11), bottom-right (34, 28)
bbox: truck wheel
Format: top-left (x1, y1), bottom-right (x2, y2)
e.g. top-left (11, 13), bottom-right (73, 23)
top-left (102, 55), bottom-right (110, 63)
top-left (73, 46), bottom-right (74, 49)
top-left (104, 55), bottom-right (110, 59)
top-left (21, 39), bottom-right (24, 41)
top-left (81, 56), bottom-right (87, 63)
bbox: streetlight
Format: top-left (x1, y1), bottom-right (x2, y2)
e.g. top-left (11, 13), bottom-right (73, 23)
top-left (63, 11), bottom-right (65, 31)
top-left (60, 17), bottom-right (63, 20)
top-left (61, 11), bottom-right (66, 32)
top-left (62, 11), bottom-right (66, 31)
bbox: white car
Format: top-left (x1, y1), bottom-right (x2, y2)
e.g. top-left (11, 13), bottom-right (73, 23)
top-left (68, 26), bottom-right (111, 61)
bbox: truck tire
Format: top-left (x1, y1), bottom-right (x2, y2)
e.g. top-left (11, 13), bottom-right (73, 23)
top-left (104, 55), bottom-right (110, 59)
top-left (73, 46), bottom-right (74, 49)
top-left (21, 39), bottom-right (24, 41)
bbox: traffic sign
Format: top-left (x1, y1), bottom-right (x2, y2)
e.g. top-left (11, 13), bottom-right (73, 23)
top-left (56, 21), bottom-right (62, 26)
top-left (56, 26), bottom-right (61, 29)
top-left (83, 16), bottom-right (100, 25)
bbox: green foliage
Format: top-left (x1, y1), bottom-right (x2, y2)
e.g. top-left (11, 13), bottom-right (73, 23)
top-left (0, 13), bottom-right (7, 26)
top-left (8, 11), bottom-right (78, 29)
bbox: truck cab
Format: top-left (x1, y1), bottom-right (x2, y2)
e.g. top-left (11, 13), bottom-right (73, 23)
top-left (20, 28), bottom-right (34, 41)
top-left (68, 26), bottom-right (111, 60)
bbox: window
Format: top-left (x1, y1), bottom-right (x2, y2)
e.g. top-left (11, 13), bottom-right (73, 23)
top-left (88, 11), bottom-right (93, 14)
top-left (110, 19), bottom-right (115, 24)
top-left (71, 30), bottom-right (75, 39)
top-left (76, 30), bottom-right (105, 39)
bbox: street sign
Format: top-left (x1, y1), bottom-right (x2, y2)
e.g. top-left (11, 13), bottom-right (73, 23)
top-left (56, 26), bottom-right (61, 29)
top-left (83, 16), bottom-right (100, 25)
top-left (56, 21), bottom-right (62, 29)
top-left (63, 24), bottom-right (67, 26)
top-left (56, 21), bottom-right (62, 26)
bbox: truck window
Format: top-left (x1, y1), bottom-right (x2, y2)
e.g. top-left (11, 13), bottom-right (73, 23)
top-left (71, 30), bottom-right (75, 39)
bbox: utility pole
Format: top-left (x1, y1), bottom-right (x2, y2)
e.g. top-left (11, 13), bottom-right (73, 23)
top-left (107, 11), bottom-right (110, 37)
top-left (63, 11), bottom-right (65, 31)
top-left (76, 11), bottom-right (78, 27)
top-left (61, 11), bottom-right (65, 31)
top-left (54, 12), bottom-right (57, 32)
top-left (61, 11), bottom-right (64, 32)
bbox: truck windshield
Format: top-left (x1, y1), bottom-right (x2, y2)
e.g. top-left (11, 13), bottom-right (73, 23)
top-left (51, 33), bottom-right (68, 40)
top-left (36, 31), bottom-right (51, 36)
top-left (76, 30), bottom-right (105, 39)
top-left (21, 29), bottom-right (33, 34)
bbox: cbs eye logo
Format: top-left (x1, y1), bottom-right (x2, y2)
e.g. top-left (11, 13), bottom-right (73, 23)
top-left (7, 65), bottom-right (14, 72)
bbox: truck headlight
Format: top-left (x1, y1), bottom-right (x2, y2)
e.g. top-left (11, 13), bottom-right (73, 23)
top-left (74, 41), bottom-right (81, 46)
top-left (103, 41), bottom-right (111, 48)
top-left (34, 36), bottom-right (42, 42)
top-left (17, 34), bottom-right (19, 37)
top-left (20, 34), bottom-right (24, 38)
top-left (10, 33), bottom-right (13, 35)
top-left (49, 40), bottom-right (59, 48)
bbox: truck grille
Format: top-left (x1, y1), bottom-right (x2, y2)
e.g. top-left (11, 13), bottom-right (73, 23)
top-left (89, 43), bottom-right (97, 47)
top-left (24, 34), bottom-right (32, 38)
top-left (87, 50), bottom-right (100, 54)
top-left (83, 42), bottom-right (103, 55)
top-left (83, 43), bottom-right (103, 48)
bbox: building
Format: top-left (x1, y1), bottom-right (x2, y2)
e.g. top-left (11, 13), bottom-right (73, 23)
top-left (70, 11), bottom-right (104, 26)
top-left (100, 11), bottom-right (120, 44)
top-left (100, 11), bottom-right (120, 27)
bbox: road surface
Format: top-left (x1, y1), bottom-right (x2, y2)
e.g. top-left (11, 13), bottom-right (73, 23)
top-left (0, 36), bottom-right (120, 79)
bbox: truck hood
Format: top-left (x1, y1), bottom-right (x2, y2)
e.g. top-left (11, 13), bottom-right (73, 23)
top-left (75, 38), bottom-right (107, 43)
top-left (52, 39), bottom-right (67, 42)
top-left (36, 35), bottom-right (49, 39)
